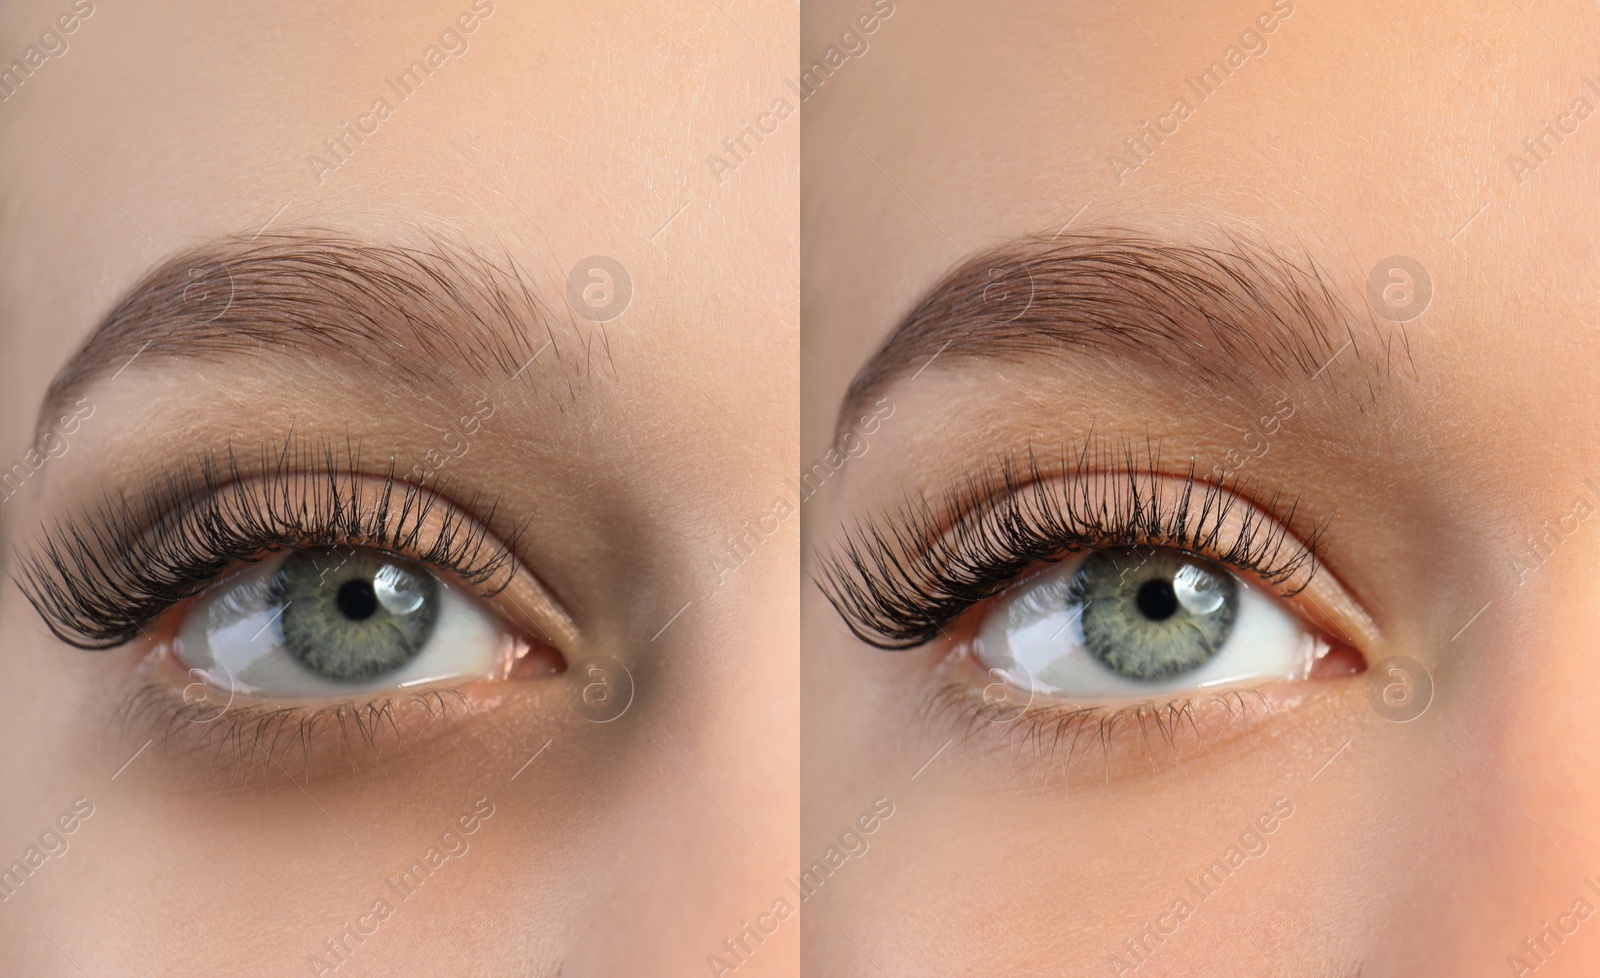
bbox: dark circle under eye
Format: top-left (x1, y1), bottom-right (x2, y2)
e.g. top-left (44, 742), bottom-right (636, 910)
top-left (271, 547), bottom-right (440, 681)
top-left (1072, 547), bottom-right (1238, 681)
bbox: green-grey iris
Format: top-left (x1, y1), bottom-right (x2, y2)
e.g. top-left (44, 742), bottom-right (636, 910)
top-left (271, 547), bottom-right (440, 681)
top-left (1072, 547), bottom-right (1238, 681)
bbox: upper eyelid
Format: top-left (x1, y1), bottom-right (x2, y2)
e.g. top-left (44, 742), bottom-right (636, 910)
top-left (817, 441), bottom-right (1340, 650)
top-left (14, 438), bottom-right (574, 651)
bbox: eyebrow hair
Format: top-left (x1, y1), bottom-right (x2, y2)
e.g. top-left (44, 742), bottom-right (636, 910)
top-left (839, 228), bottom-right (1405, 429)
top-left (39, 229), bottom-right (591, 432)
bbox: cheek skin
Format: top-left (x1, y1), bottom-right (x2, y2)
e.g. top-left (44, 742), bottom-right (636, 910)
top-left (806, 559), bottom-right (1596, 975)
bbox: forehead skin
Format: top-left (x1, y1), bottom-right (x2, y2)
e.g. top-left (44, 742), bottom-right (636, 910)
top-left (0, 0), bottom-right (793, 472)
top-left (802, 0), bottom-right (1598, 457)
top-left (0, 0), bottom-right (796, 975)
top-left (803, 0), bottom-right (1600, 974)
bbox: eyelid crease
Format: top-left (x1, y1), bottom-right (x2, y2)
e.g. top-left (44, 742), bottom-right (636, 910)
top-left (816, 436), bottom-right (1339, 651)
top-left (14, 435), bottom-right (574, 652)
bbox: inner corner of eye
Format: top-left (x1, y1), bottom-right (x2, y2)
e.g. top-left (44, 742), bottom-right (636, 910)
top-left (970, 546), bottom-right (1361, 697)
top-left (166, 544), bottom-right (556, 698)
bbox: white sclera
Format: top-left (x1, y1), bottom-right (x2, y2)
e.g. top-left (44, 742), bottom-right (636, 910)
top-left (975, 554), bottom-right (1322, 700)
top-left (176, 553), bottom-right (510, 698)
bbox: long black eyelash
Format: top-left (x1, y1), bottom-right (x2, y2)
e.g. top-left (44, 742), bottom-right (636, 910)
top-left (15, 436), bottom-right (524, 650)
top-left (815, 438), bottom-right (1328, 650)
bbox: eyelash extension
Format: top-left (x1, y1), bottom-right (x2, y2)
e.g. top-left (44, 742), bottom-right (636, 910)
top-left (16, 436), bottom-right (524, 650)
top-left (816, 437), bottom-right (1327, 650)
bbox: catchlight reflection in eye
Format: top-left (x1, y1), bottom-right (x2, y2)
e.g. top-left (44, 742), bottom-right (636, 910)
top-left (176, 546), bottom-right (522, 698)
top-left (975, 546), bottom-right (1326, 699)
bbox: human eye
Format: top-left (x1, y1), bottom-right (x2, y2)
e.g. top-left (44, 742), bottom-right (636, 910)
top-left (174, 544), bottom-right (532, 698)
top-left (17, 440), bottom-right (569, 774)
top-left (818, 442), bottom-right (1370, 766)
top-left (976, 543), bottom-right (1327, 698)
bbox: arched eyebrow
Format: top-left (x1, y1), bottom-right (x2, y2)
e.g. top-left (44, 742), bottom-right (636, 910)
top-left (838, 228), bottom-right (1403, 432)
top-left (37, 230), bottom-right (584, 435)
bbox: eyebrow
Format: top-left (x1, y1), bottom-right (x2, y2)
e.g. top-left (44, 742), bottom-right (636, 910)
top-left (839, 228), bottom-right (1405, 429)
top-left (39, 230), bottom-right (589, 432)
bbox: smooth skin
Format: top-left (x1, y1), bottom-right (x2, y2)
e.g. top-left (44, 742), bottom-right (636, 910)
top-left (0, 1), bottom-right (797, 975)
top-left (803, 0), bottom-right (1600, 975)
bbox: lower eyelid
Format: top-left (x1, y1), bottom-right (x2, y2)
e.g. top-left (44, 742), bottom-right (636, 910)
top-left (98, 606), bottom-right (566, 782)
top-left (109, 665), bottom-right (515, 787)
top-left (917, 670), bottom-right (1362, 787)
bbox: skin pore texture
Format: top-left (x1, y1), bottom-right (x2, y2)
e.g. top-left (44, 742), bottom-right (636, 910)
top-left (802, 1), bottom-right (1600, 976)
top-left (0, 1), bottom-right (797, 976)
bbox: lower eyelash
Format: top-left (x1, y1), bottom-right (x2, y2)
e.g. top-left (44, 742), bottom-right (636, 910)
top-left (111, 677), bottom-right (474, 785)
top-left (16, 436), bottom-right (524, 650)
top-left (915, 677), bottom-right (1272, 782)
top-left (816, 436), bottom-right (1327, 650)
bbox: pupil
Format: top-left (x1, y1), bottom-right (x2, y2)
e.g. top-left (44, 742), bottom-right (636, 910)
top-left (336, 579), bottom-right (379, 621)
top-left (1135, 579), bottom-right (1178, 621)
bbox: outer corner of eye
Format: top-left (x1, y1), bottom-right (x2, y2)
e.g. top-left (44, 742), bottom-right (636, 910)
top-left (165, 545), bottom-right (563, 701)
top-left (970, 545), bottom-right (1366, 701)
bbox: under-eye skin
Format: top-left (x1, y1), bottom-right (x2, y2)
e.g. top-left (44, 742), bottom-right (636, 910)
top-left (819, 439), bottom-right (1367, 726)
top-left (16, 438), bottom-right (570, 768)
